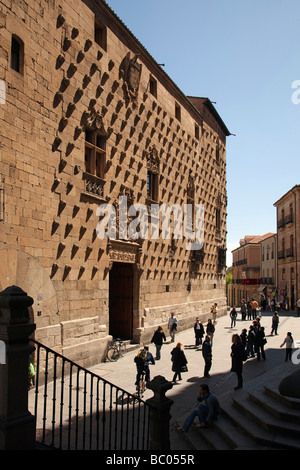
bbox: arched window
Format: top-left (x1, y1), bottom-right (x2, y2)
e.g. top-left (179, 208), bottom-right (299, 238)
top-left (10, 35), bottom-right (24, 74)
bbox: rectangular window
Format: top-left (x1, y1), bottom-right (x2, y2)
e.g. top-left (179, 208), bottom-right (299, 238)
top-left (195, 124), bottom-right (199, 140)
top-left (95, 19), bottom-right (107, 51)
top-left (11, 35), bottom-right (24, 74)
top-left (216, 143), bottom-right (220, 163)
top-left (216, 208), bottom-right (221, 231)
top-left (175, 102), bottom-right (181, 122)
top-left (147, 170), bottom-right (158, 201)
top-left (149, 75), bottom-right (157, 98)
top-left (85, 130), bottom-right (106, 179)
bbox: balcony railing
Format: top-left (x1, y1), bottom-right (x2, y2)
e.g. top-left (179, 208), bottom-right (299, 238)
top-left (260, 277), bottom-right (274, 285)
top-left (286, 248), bottom-right (294, 258)
top-left (285, 214), bottom-right (294, 225)
top-left (277, 218), bottom-right (285, 229)
top-left (82, 172), bottom-right (106, 202)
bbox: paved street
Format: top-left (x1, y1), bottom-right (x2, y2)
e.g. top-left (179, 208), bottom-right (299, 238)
top-left (90, 308), bottom-right (300, 430)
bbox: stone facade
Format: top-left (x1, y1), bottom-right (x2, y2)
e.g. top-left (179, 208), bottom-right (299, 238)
top-left (0, 0), bottom-right (229, 366)
top-left (259, 233), bottom-right (277, 308)
top-left (274, 185), bottom-right (300, 310)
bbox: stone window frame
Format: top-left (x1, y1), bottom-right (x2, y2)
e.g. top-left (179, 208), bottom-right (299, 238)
top-left (81, 109), bottom-right (108, 203)
top-left (149, 75), bottom-right (157, 98)
top-left (146, 147), bottom-right (160, 203)
top-left (94, 17), bottom-right (107, 51)
top-left (10, 34), bottom-right (24, 75)
top-left (84, 128), bottom-right (106, 179)
top-left (186, 173), bottom-right (195, 232)
top-left (175, 102), bottom-right (181, 122)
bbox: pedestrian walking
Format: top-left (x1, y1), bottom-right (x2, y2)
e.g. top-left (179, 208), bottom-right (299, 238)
top-left (206, 319), bottom-right (215, 346)
top-left (246, 325), bottom-right (255, 358)
top-left (168, 312), bottom-right (178, 343)
top-left (151, 326), bottom-right (166, 360)
top-left (270, 311), bottom-right (279, 336)
top-left (202, 335), bottom-right (212, 378)
top-left (280, 332), bottom-right (294, 362)
top-left (171, 342), bottom-right (188, 383)
top-left (252, 319), bottom-right (259, 334)
top-left (230, 334), bottom-right (245, 390)
top-left (240, 328), bottom-right (247, 349)
top-left (134, 346), bottom-right (155, 386)
top-left (251, 298), bottom-right (259, 320)
top-left (178, 384), bottom-right (220, 432)
top-left (230, 307), bottom-right (237, 328)
top-left (247, 301), bottom-right (252, 320)
top-left (211, 303), bottom-right (218, 324)
top-left (28, 358), bottom-right (36, 390)
top-left (241, 300), bottom-right (247, 321)
top-left (194, 317), bottom-right (204, 348)
top-left (254, 326), bottom-right (266, 361)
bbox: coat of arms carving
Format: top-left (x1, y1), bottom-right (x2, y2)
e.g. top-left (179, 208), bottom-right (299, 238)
top-left (84, 108), bottom-right (107, 135)
top-left (120, 53), bottom-right (142, 106)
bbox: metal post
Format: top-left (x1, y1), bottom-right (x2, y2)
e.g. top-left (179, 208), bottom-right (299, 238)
top-left (0, 285), bottom-right (36, 450)
top-left (146, 375), bottom-right (173, 450)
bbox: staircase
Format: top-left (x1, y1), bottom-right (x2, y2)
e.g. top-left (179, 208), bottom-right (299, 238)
top-left (173, 363), bottom-right (300, 450)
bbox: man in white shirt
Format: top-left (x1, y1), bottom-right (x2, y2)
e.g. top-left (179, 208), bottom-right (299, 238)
top-left (168, 312), bottom-right (178, 342)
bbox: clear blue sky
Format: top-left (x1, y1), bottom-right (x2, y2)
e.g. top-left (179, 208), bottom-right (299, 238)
top-left (105, 0), bottom-right (300, 266)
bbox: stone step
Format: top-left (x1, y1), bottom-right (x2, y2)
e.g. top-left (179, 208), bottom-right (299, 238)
top-left (264, 382), bottom-right (300, 411)
top-left (173, 422), bottom-right (232, 450)
top-left (249, 388), bottom-right (300, 424)
top-left (233, 391), bottom-right (300, 438)
top-left (226, 390), bottom-right (300, 449)
top-left (191, 423), bottom-right (233, 450)
top-left (212, 413), bottom-right (269, 450)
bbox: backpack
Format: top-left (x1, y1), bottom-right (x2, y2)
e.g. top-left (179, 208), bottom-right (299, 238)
top-left (136, 349), bottom-right (147, 362)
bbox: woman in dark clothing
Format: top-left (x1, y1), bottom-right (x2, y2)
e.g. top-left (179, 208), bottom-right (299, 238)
top-left (194, 318), bottom-right (205, 347)
top-left (247, 325), bottom-right (255, 357)
top-left (254, 326), bottom-right (266, 361)
top-left (240, 329), bottom-right (247, 349)
top-left (151, 326), bottom-right (166, 360)
top-left (171, 342), bottom-right (188, 383)
top-left (231, 334), bottom-right (244, 390)
top-left (206, 319), bottom-right (215, 346)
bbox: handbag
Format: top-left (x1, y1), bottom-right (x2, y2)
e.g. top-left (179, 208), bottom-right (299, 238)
top-left (181, 364), bottom-right (188, 373)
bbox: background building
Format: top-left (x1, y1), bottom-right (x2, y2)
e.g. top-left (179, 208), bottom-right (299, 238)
top-left (0, 0), bottom-right (229, 366)
top-left (229, 234), bottom-right (273, 307)
top-left (259, 233), bottom-right (277, 309)
top-left (274, 185), bottom-right (300, 310)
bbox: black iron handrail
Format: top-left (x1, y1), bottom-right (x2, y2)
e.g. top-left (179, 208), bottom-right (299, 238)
top-left (29, 339), bottom-right (150, 450)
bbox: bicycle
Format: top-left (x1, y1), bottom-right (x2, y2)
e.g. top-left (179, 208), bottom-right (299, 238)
top-left (135, 370), bottom-right (146, 399)
top-left (106, 338), bottom-right (126, 362)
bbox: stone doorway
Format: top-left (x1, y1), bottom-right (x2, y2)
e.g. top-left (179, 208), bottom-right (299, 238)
top-left (109, 262), bottom-right (133, 339)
